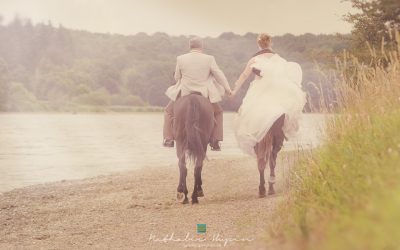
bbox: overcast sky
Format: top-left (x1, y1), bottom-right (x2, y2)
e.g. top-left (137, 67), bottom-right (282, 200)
top-left (0, 0), bottom-right (355, 37)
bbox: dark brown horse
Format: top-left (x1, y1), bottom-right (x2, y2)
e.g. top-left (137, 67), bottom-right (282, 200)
top-left (254, 114), bottom-right (286, 197)
top-left (173, 94), bottom-right (214, 204)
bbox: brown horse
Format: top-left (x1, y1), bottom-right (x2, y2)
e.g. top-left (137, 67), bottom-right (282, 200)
top-left (173, 93), bottom-right (214, 204)
top-left (254, 114), bottom-right (286, 197)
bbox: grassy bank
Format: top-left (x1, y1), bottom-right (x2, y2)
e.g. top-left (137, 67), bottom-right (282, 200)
top-left (274, 35), bottom-right (400, 249)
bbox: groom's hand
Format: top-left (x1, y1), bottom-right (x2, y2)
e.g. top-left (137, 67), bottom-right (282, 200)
top-left (229, 91), bottom-right (235, 101)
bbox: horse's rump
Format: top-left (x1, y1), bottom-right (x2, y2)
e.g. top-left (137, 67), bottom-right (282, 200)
top-left (173, 94), bottom-right (214, 162)
top-left (255, 114), bottom-right (285, 160)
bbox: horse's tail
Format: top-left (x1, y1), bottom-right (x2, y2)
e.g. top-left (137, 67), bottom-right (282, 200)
top-left (185, 96), bottom-right (206, 163)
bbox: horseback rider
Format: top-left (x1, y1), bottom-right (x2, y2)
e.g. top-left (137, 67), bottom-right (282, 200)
top-left (163, 37), bottom-right (232, 151)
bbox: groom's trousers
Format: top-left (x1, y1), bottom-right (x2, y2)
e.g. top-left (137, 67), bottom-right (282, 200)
top-left (163, 100), bottom-right (223, 141)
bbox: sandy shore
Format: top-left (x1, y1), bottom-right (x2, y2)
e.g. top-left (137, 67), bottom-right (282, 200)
top-left (0, 153), bottom-right (298, 249)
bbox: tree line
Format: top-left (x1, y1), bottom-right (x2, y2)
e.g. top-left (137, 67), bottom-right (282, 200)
top-left (0, 17), bottom-right (351, 112)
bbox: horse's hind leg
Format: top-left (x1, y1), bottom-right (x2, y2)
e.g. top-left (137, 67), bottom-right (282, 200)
top-left (177, 159), bottom-right (189, 204)
top-left (268, 151), bottom-right (277, 195)
top-left (268, 144), bottom-right (281, 193)
top-left (196, 146), bottom-right (207, 198)
top-left (177, 160), bottom-right (189, 204)
top-left (191, 158), bottom-right (204, 204)
top-left (196, 164), bottom-right (204, 198)
top-left (258, 158), bottom-right (267, 198)
top-left (176, 143), bottom-right (189, 204)
top-left (268, 116), bottom-right (285, 195)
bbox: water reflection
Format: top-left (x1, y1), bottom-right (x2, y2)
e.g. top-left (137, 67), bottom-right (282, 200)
top-left (0, 113), bottom-right (326, 192)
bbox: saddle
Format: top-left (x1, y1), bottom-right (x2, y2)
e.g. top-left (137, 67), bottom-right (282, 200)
top-left (176, 91), bottom-right (206, 100)
top-left (189, 92), bottom-right (202, 96)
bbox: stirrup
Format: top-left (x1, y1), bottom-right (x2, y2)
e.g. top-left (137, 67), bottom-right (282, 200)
top-left (163, 139), bottom-right (174, 147)
top-left (210, 140), bottom-right (221, 151)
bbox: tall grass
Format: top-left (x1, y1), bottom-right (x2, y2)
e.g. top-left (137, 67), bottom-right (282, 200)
top-left (273, 32), bottom-right (400, 250)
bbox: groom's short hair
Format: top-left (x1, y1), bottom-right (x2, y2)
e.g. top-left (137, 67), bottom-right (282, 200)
top-left (189, 37), bottom-right (203, 49)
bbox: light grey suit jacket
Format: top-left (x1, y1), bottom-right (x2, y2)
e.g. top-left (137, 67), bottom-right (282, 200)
top-left (165, 51), bottom-right (231, 103)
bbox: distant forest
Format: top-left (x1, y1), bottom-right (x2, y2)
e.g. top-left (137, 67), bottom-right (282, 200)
top-left (0, 18), bottom-right (351, 112)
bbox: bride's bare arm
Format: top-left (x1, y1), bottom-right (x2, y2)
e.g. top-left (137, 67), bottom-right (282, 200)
top-left (232, 58), bottom-right (255, 96)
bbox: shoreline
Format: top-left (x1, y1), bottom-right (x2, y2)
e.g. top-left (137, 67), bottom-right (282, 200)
top-left (0, 153), bottom-right (299, 249)
top-left (0, 154), bottom-right (247, 194)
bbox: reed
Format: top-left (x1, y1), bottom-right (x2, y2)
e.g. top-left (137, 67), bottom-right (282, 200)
top-left (272, 31), bottom-right (400, 250)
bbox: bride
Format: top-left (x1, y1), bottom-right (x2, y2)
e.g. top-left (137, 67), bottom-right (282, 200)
top-left (231, 33), bottom-right (306, 156)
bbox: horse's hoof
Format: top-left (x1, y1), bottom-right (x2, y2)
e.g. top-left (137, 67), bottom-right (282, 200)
top-left (191, 199), bottom-right (199, 204)
top-left (197, 189), bottom-right (204, 197)
top-left (259, 186), bottom-right (266, 198)
top-left (182, 198), bottom-right (189, 204)
top-left (268, 188), bottom-right (276, 195)
top-left (269, 176), bottom-right (276, 184)
top-left (177, 192), bottom-right (186, 203)
top-left (268, 183), bottom-right (276, 195)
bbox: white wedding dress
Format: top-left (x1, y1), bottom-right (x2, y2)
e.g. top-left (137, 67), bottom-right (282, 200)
top-left (234, 54), bottom-right (306, 156)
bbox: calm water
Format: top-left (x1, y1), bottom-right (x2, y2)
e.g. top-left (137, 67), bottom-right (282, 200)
top-left (0, 113), bottom-right (326, 192)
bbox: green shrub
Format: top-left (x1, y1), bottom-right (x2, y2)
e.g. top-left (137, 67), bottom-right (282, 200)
top-left (75, 89), bottom-right (110, 106)
top-left (110, 94), bottom-right (145, 106)
top-left (6, 82), bottom-right (41, 111)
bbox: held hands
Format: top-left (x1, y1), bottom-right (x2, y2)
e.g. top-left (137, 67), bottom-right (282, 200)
top-left (229, 81), bottom-right (240, 100)
top-left (224, 87), bottom-right (237, 101)
top-left (229, 89), bottom-right (238, 101)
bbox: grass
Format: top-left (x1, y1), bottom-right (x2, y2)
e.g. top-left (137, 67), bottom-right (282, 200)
top-left (271, 32), bottom-right (400, 250)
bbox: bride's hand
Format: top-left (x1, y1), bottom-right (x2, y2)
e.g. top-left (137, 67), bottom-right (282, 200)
top-left (229, 90), bottom-right (237, 100)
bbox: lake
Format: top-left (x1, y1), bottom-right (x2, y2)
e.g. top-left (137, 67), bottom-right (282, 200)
top-left (0, 113), bottom-right (326, 192)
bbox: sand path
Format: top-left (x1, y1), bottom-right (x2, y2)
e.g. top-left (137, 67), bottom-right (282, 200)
top-left (0, 153), bottom-right (297, 249)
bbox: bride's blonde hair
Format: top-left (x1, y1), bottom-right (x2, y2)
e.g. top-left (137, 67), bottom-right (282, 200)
top-left (257, 33), bottom-right (271, 49)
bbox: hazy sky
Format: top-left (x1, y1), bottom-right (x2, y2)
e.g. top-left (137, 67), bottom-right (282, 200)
top-left (0, 0), bottom-right (355, 37)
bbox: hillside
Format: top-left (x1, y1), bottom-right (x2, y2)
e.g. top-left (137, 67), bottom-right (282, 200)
top-left (0, 18), bottom-right (350, 112)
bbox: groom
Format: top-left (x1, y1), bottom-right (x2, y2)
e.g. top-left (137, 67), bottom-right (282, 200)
top-left (163, 37), bottom-right (232, 151)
